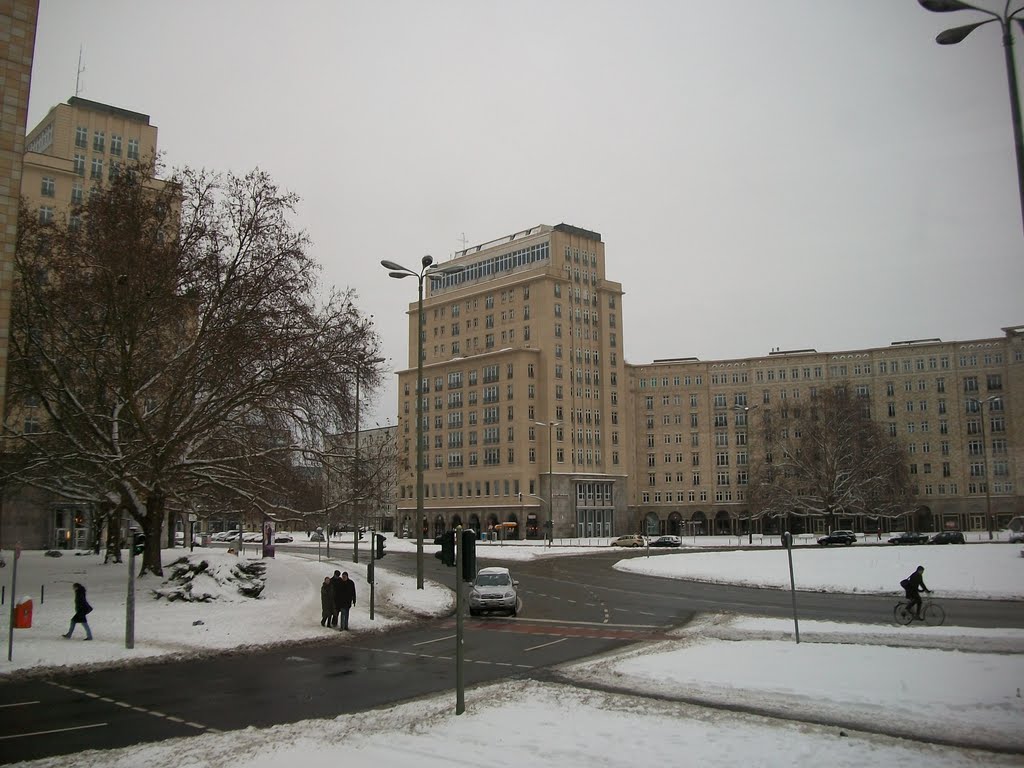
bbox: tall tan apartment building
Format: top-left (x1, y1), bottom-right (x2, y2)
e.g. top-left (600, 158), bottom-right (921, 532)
top-left (21, 96), bottom-right (158, 227)
top-left (0, 0), bottom-right (39, 433)
top-left (394, 224), bottom-right (628, 540)
top-left (627, 330), bottom-right (1023, 538)
top-left (2, 97), bottom-right (160, 550)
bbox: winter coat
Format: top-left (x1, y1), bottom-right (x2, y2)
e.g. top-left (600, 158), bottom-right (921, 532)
top-left (903, 570), bottom-right (929, 595)
top-left (72, 584), bottom-right (92, 622)
top-left (320, 583), bottom-right (333, 614)
top-left (334, 577), bottom-right (356, 609)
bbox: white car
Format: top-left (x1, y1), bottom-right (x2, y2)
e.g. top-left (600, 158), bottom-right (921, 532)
top-left (469, 566), bottom-right (519, 617)
top-left (242, 531), bottom-right (262, 543)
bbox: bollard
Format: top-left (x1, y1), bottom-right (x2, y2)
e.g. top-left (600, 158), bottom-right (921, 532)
top-left (2, 585), bottom-right (4, 605)
top-left (41, 584), bottom-right (44, 604)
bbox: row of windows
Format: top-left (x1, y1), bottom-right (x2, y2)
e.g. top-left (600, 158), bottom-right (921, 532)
top-left (74, 126), bottom-right (139, 159)
top-left (430, 242), bottom-right (550, 295)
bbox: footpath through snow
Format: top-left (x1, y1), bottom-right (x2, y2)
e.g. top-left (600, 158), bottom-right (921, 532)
top-left (1, 535), bottom-right (1023, 767)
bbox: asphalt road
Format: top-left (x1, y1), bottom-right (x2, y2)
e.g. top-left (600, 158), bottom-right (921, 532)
top-left (1, 545), bottom-right (1020, 764)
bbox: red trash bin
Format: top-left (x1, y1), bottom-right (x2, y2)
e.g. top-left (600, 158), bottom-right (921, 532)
top-left (14, 597), bottom-right (32, 628)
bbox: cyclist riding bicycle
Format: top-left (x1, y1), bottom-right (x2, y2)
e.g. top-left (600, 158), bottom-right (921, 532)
top-left (900, 565), bottom-right (932, 621)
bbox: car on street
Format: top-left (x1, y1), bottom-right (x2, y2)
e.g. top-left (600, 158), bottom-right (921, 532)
top-left (468, 566), bottom-right (519, 617)
top-left (1010, 530), bottom-right (1024, 544)
top-left (611, 534), bottom-right (646, 547)
top-left (887, 532), bottom-right (929, 545)
top-left (649, 535), bottom-right (682, 547)
top-left (816, 530), bottom-right (857, 546)
top-left (274, 533), bottom-right (294, 543)
top-left (930, 530), bottom-right (966, 545)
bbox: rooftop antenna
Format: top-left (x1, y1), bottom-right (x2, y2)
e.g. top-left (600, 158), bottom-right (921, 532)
top-left (457, 232), bottom-right (468, 250)
top-left (74, 46), bottom-right (85, 97)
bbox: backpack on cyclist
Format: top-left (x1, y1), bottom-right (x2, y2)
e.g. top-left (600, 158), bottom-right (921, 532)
top-left (900, 578), bottom-right (910, 590)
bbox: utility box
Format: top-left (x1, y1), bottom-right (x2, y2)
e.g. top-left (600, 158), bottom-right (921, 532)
top-left (14, 597), bottom-right (32, 628)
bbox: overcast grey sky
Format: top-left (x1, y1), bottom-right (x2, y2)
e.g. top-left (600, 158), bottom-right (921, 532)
top-left (26, 0), bottom-right (1023, 425)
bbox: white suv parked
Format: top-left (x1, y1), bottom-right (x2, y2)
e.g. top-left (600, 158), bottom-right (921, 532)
top-left (469, 566), bottom-right (519, 617)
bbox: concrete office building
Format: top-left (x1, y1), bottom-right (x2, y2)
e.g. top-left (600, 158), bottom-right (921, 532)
top-left (393, 224), bottom-right (628, 541)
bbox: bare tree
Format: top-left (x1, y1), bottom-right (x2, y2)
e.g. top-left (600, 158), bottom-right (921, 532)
top-left (749, 385), bottom-right (913, 531)
top-left (4, 164), bottom-right (381, 575)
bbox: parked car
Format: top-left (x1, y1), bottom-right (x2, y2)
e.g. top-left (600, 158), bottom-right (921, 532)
top-left (1009, 530), bottom-right (1024, 544)
top-left (887, 532), bottom-right (929, 545)
top-left (274, 533), bottom-right (294, 543)
top-left (611, 534), bottom-right (646, 547)
top-left (468, 566), bottom-right (519, 617)
top-left (649, 535), bottom-right (682, 548)
top-left (816, 530), bottom-right (857, 546)
top-left (930, 530), bottom-right (966, 545)
top-left (242, 531), bottom-right (262, 543)
top-left (213, 530), bottom-right (241, 542)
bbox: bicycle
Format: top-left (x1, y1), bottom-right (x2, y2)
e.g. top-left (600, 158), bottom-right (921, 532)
top-left (893, 594), bottom-right (945, 626)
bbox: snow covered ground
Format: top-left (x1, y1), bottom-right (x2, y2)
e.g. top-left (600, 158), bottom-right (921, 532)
top-left (2, 534), bottom-right (1023, 767)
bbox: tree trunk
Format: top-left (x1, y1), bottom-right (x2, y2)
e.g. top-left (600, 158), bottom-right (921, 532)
top-left (103, 514), bottom-right (122, 564)
top-left (140, 492), bottom-right (165, 577)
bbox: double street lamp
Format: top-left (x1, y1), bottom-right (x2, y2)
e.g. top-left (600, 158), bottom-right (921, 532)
top-left (534, 420), bottom-right (562, 545)
top-left (918, 0), bottom-right (1024, 235)
top-left (381, 255), bottom-right (464, 589)
top-left (967, 394), bottom-right (1002, 540)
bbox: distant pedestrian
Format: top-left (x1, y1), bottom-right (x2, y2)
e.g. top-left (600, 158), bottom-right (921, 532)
top-left (334, 571), bottom-right (357, 631)
top-left (320, 577), bottom-right (333, 626)
top-left (328, 570), bottom-right (343, 627)
top-left (63, 582), bottom-right (93, 641)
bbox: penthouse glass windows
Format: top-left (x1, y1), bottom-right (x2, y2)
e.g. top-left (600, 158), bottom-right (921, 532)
top-left (430, 242), bottom-right (551, 294)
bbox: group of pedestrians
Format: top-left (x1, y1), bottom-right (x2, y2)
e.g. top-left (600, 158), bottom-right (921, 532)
top-left (320, 570), bottom-right (357, 630)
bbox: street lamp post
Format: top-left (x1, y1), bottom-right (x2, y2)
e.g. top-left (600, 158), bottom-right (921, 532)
top-left (967, 394), bottom-right (1002, 539)
top-left (918, 0), bottom-right (1024, 236)
top-left (381, 255), bottom-right (464, 589)
top-left (352, 355), bottom-right (387, 564)
top-left (733, 403), bottom-right (760, 544)
top-left (534, 420), bottom-right (562, 546)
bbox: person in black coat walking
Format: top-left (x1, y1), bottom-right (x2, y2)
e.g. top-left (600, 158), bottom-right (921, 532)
top-left (320, 577), bottom-right (333, 626)
top-left (63, 582), bottom-right (93, 640)
top-left (334, 571), bottom-right (357, 630)
top-left (328, 570), bottom-right (343, 627)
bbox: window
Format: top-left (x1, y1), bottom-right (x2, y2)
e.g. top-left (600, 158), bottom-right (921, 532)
top-left (73, 154), bottom-right (86, 176)
top-left (110, 134), bottom-right (122, 156)
top-left (75, 126), bottom-right (88, 148)
top-left (71, 182), bottom-right (84, 205)
top-left (38, 206), bottom-right (54, 224)
top-left (40, 176), bottom-right (55, 197)
top-left (93, 131), bottom-right (105, 152)
top-left (127, 138), bottom-right (140, 160)
top-left (90, 157), bottom-right (103, 180)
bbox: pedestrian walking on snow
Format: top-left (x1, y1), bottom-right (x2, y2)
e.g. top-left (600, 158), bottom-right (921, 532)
top-left (334, 571), bottom-right (356, 630)
top-left (328, 570), bottom-right (343, 627)
top-left (63, 582), bottom-right (93, 640)
top-left (320, 576), bottom-right (333, 626)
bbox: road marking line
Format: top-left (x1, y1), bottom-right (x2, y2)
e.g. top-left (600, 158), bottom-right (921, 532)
top-left (524, 637), bottom-right (569, 652)
top-left (45, 681), bottom-right (212, 732)
top-left (0, 723), bottom-right (107, 741)
top-left (413, 634), bottom-right (455, 646)
top-left (0, 701), bottom-right (39, 708)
